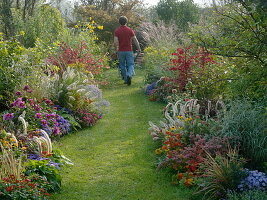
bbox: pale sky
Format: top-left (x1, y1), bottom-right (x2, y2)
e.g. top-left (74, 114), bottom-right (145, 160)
top-left (143, 0), bottom-right (212, 7)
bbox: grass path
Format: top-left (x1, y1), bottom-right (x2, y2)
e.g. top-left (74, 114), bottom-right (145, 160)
top-left (51, 69), bottom-right (191, 200)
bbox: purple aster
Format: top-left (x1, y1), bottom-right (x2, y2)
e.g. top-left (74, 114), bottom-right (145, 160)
top-left (34, 105), bottom-right (42, 111)
top-left (18, 101), bottom-right (26, 108)
top-left (29, 99), bottom-right (35, 106)
top-left (53, 126), bottom-right (60, 135)
top-left (35, 113), bottom-right (42, 119)
top-left (3, 113), bottom-right (14, 120)
top-left (23, 85), bottom-right (30, 91)
top-left (41, 119), bottom-right (48, 126)
top-left (15, 91), bottom-right (22, 96)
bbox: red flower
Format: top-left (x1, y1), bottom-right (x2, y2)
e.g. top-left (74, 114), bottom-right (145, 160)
top-left (177, 173), bottom-right (184, 179)
top-left (6, 186), bottom-right (13, 192)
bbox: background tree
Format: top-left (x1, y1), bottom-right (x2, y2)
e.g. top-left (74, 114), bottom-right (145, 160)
top-left (155, 0), bottom-right (200, 31)
top-left (74, 0), bottom-right (143, 46)
top-left (189, 0), bottom-right (267, 99)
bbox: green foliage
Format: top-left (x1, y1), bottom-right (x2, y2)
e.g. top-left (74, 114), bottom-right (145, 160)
top-left (0, 34), bottom-right (26, 110)
top-left (189, 1), bottom-right (267, 99)
top-left (143, 46), bottom-right (175, 84)
top-left (75, 0), bottom-right (144, 53)
top-left (25, 159), bottom-right (62, 192)
top-left (13, 4), bottom-right (66, 48)
top-left (219, 99), bottom-right (267, 169)
top-left (226, 190), bottom-right (267, 200)
top-left (156, 0), bottom-right (200, 31)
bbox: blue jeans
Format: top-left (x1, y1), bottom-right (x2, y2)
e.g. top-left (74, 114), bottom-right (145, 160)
top-left (118, 51), bottom-right (134, 81)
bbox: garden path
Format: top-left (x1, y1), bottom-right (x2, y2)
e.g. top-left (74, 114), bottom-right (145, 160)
top-left (51, 69), bottom-right (191, 200)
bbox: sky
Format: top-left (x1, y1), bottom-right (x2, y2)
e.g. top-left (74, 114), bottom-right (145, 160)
top-left (143, 0), bottom-right (211, 7)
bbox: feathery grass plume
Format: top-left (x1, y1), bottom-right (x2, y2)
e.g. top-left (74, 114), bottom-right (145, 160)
top-left (196, 146), bottom-right (246, 200)
top-left (40, 129), bottom-right (52, 154)
top-left (0, 143), bottom-right (25, 180)
top-left (32, 136), bottom-right (43, 154)
top-left (18, 111), bottom-right (28, 135)
top-left (139, 21), bottom-right (180, 49)
top-left (31, 130), bottom-right (52, 156)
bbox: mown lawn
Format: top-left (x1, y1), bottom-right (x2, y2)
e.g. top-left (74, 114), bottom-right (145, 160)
top-left (51, 69), bottom-right (192, 200)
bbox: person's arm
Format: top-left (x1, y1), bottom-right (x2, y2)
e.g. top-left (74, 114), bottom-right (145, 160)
top-left (114, 36), bottom-right (119, 52)
top-left (132, 36), bottom-right (141, 53)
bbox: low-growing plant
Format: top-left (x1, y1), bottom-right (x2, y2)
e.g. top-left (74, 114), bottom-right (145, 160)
top-left (238, 169), bottom-right (267, 192)
top-left (25, 159), bottom-right (62, 192)
top-left (1, 89), bottom-right (71, 138)
top-left (0, 174), bottom-right (52, 200)
top-left (226, 190), bottom-right (267, 200)
top-left (149, 99), bottom-right (228, 187)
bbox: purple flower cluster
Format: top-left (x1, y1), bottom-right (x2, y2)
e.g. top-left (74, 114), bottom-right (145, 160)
top-left (238, 169), bottom-right (267, 191)
top-left (56, 116), bottom-right (71, 135)
top-left (27, 154), bottom-right (60, 169)
top-left (145, 82), bottom-right (157, 95)
top-left (10, 98), bottom-right (26, 108)
top-left (3, 113), bottom-right (14, 120)
top-left (41, 114), bottom-right (70, 136)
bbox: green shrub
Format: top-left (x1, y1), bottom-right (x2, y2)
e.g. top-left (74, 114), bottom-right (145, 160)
top-left (13, 4), bottom-right (66, 48)
top-left (0, 34), bottom-right (26, 111)
top-left (219, 99), bottom-right (267, 169)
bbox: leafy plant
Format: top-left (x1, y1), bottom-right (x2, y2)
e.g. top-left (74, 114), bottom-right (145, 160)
top-left (25, 159), bottom-right (62, 192)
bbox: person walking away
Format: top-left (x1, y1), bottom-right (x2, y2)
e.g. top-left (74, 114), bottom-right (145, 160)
top-left (114, 16), bottom-right (141, 85)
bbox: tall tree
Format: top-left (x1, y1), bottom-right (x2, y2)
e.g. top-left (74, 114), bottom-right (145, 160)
top-left (156, 0), bottom-right (200, 31)
top-left (0, 0), bottom-right (15, 37)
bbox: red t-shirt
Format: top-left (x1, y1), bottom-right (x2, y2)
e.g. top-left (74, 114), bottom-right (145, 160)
top-left (114, 25), bottom-right (135, 51)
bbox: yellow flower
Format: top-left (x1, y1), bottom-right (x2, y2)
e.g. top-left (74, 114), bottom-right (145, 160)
top-left (155, 148), bottom-right (162, 155)
top-left (89, 17), bottom-right (92, 20)
top-left (87, 25), bottom-right (93, 29)
top-left (176, 115), bottom-right (184, 119)
top-left (19, 31), bottom-right (25, 36)
top-left (74, 25), bottom-right (79, 29)
top-left (10, 138), bottom-right (16, 142)
top-left (185, 117), bottom-right (193, 121)
top-left (170, 126), bottom-right (176, 131)
top-left (97, 25), bottom-right (104, 30)
top-left (21, 147), bottom-right (27, 150)
top-left (92, 20), bottom-right (95, 24)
